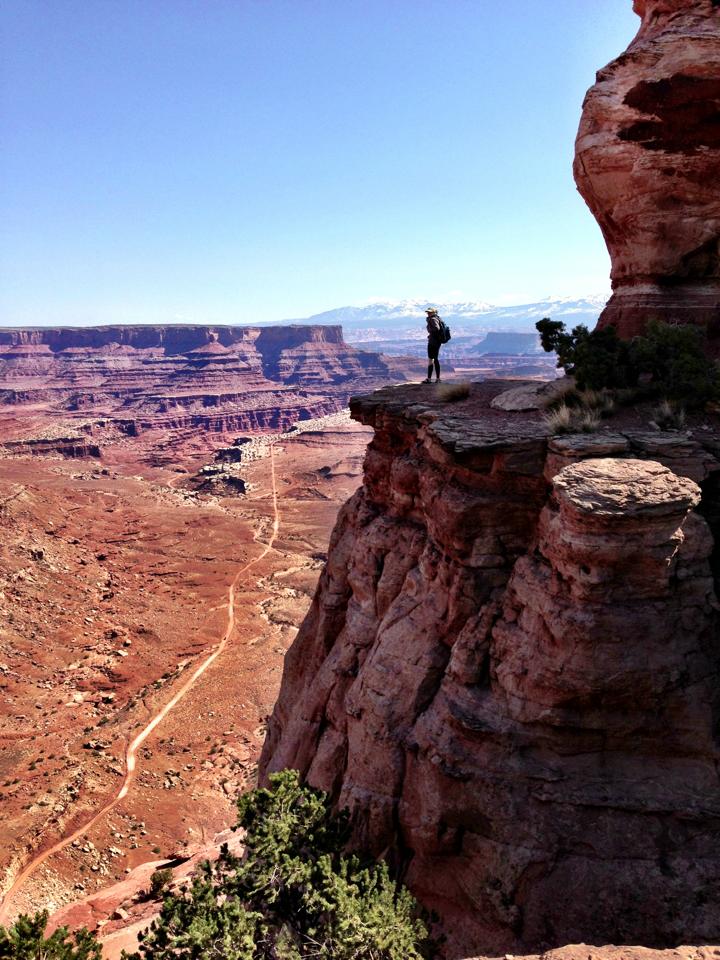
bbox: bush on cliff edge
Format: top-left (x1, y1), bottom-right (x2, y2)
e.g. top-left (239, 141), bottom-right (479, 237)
top-left (0, 912), bottom-right (101, 960)
top-left (1, 772), bottom-right (430, 960)
top-left (536, 317), bottom-right (720, 405)
top-left (125, 769), bottom-right (430, 960)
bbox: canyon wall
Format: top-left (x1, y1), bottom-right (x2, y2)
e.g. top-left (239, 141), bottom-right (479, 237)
top-left (0, 325), bottom-right (417, 452)
top-left (260, 383), bottom-right (720, 956)
top-left (574, 0), bottom-right (720, 345)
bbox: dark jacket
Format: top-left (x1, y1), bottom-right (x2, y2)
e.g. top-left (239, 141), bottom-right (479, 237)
top-left (426, 314), bottom-right (442, 339)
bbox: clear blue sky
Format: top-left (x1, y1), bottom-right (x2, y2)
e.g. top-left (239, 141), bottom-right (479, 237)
top-left (0, 0), bottom-right (639, 326)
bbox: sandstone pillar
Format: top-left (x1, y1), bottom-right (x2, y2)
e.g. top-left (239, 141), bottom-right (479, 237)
top-left (574, 0), bottom-right (720, 346)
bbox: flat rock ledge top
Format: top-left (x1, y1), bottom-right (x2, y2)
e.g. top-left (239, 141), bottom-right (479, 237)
top-left (553, 457), bottom-right (702, 518)
top-left (348, 381), bottom-right (720, 469)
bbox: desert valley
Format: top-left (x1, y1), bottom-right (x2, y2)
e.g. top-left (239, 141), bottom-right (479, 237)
top-left (0, 321), bottom-right (552, 928)
top-left (0, 323), bottom-right (406, 921)
top-left (2, 0), bottom-right (720, 957)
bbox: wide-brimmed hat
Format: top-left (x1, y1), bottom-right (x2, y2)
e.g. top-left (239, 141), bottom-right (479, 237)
top-left (425, 307), bottom-right (438, 315)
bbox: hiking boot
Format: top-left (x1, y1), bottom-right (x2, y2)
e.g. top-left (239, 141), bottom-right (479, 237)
top-left (422, 378), bottom-right (432, 383)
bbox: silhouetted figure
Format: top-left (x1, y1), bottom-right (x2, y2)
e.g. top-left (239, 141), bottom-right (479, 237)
top-left (424, 307), bottom-right (442, 382)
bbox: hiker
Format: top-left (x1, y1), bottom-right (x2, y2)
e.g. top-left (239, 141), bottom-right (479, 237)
top-left (424, 307), bottom-right (443, 383)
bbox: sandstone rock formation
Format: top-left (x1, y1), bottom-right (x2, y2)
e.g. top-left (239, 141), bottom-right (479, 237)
top-left (0, 324), bottom-right (418, 454)
top-left (260, 383), bottom-right (720, 956)
top-left (574, 0), bottom-right (720, 345)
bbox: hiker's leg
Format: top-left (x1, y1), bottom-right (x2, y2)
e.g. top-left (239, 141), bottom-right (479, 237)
top-left (434, 358), bottom-right (440, 380)
top-left (427, 362), bottom-right (433, 381)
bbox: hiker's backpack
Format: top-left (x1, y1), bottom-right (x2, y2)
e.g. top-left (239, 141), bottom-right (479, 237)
top-left (438, 319), bottom-right (451, 344)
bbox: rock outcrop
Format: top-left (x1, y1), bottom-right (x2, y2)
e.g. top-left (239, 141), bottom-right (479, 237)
top-left (574, 0), bottom-right (720, 345)
top-left (260, 383), bottom-right (720, 956)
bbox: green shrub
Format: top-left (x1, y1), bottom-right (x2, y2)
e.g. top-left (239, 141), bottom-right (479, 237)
top-left (149, 868), bottom-right (173, 899)
top-left (123, 770), bottom-right (431, 960)
top-left (536, 318), bottom-right (638, 391)
top-left (634, 321), bottom-right (720, 406)
top-left (536, 317), bottom-right (720, 406)
top-left (0, 911), bottom-right (101, 960)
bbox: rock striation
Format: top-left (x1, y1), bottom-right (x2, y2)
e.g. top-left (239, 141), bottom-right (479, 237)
top-left (260, 383), bottom-right (720, 956)
top-left (574, 0), bottom-right (720, 345)
top-left (0, 325), bottom-right (418, 453)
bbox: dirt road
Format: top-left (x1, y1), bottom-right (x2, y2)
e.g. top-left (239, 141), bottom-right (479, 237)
top-left (0, 447), bottom-right (280, 925)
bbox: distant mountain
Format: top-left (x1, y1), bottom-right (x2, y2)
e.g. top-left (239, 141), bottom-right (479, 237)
top-left (294, 296), bottom-right (609, 342)
top-left (470, 331), bottom-right (542, 355)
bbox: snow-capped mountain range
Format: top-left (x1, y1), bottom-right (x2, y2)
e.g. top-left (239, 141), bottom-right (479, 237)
top-left (296, 296), bottom-right (609, 341)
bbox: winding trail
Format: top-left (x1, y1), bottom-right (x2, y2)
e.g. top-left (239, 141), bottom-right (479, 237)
top-left (0, 446), bottom-right (280, 924)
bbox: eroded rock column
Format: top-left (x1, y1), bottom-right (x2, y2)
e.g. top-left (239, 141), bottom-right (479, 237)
top-left (574, 0), bottom-right (720, 344)
top-left (403, 458), bottom-right (720, 951)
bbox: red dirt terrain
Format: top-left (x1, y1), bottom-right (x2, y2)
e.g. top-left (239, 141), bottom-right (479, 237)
top-left (0, 332), bottom-right (375, 924)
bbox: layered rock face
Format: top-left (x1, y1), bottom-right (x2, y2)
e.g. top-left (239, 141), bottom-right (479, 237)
top-left (574, 0), bottom-right (720, 344)
top-left (0, 324), bottom-right (415, 447)
top-left (260, 384), bottom-right (720, 955)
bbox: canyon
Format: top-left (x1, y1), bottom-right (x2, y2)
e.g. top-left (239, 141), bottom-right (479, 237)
top-left (0, 323), bottom-right (391, 927)
top-left (0, 319), bottom-right (558, 938)
top-left (3, 0), bottom-right (720, 954)
top-left (0, 324), bottom-right (418, 457)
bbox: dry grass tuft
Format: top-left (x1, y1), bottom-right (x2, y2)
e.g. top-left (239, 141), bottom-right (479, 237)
top-left (543, 402), bottom-right (573, 434)
top-left (436, 381), bottom-right (471, 403)
top-left (543, 401), bottom-right (602, 435)
top-left (578, 409), bottom-right (602, 433)
top-left (650, 399), bottom-right (686, 431)
top-left (579, 388), bottom-right (616, 416)
top-left (539, 378), bottom-right (578, 410)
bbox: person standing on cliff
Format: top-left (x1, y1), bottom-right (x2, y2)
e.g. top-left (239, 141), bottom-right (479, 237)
top-left (424, 307), bottom-right (443, 383)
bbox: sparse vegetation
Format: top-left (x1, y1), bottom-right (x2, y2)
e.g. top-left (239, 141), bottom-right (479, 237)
top-left (436, 381), bottom-right (471, 403)
top-left (537, 317), bottom-right (720, 407)
top-left (0, 910), bottom-right (101, 960)
top-left (538, 378), bottom-right (577, 410)
top-left (123, 769), bottom-right (431, 960)
top-left (579, 388), bottom-right (616, 416)
top-left (543, 401), bottom-right (602, 435)
top-left (543, 387), bottom-right (613, 435)
top-left (148, 867), bottom-right (173, 899)
top-left (650, 399), bottom-right (687, 431)
top-left (543, 402), bottom-right (573, 434)
top-left (577, 409), bottom-right (602, 433)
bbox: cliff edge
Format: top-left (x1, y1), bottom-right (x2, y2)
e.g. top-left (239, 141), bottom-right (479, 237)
top-left (260, 381), bottom-right (720, 956)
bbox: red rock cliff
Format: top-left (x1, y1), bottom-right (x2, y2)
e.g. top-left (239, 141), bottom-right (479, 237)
top-left (260, 383), bottom-right (720, 956)
top-left (574, 0), bottom-right (720, 344)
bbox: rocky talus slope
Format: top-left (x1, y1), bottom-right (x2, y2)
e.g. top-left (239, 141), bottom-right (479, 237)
top-left (260, 382), bottom-right (720, 956)
top-left (574, 0), bottom-right (720, 345)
